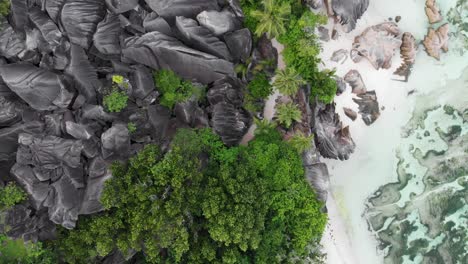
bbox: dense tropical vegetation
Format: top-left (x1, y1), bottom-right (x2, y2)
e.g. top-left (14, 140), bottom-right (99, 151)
top-left (0, 183), bottom-right (26, 210)
top-left (276, 102), bottom-right (302, 128)
top-left (54, 128), bottom-right (326, 263)
top-left (153, 69), bottom-right (203, 109)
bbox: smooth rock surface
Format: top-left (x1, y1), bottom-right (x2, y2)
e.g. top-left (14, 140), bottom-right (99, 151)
top-left (352, 91), bottom-right (381, 125)
top-left (196, 9), bottom-right (240, 36)
top-left (344, 70), bottom-right (367, 95)
top-left (423, 23), bottom-right (449, 60)
top-left (331, 0), bottom-right (370, 32)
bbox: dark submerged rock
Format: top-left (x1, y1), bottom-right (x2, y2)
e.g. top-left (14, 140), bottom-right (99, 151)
top-left (352, 91), bottom-right (381, 125)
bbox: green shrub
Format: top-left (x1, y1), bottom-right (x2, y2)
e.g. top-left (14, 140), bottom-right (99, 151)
top-left (310, 69), bottom-right (338, 104)
top-left (288, 132), bottom-right (314, 153)
top-left (103, 90), bottom-right (128, 112)
top-left (55, 129), bottom-right (326, 263)
top-left (247, 73), bottom-right (273, 99)
top-left (153, 70), bottom-right (200, 109)
top-left (276, 102), bottom-right (302, 128)
top-left (0, 182), bottom-right (26, 209)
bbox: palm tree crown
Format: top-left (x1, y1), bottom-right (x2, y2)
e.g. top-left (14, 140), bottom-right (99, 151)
top-left (274, 68), bottom-right (306, 96)
top-left (250, 0), bottom-right (291, 39)
top-left (276, 102), bottom-right (302, 128)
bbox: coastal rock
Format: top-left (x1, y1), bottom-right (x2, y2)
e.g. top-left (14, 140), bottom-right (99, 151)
top-left (0, 96), bottom-right (28, 127)
top-left (65, 121), bottom-right (93, 140)
top-left (344, 70), bottom-right (367, 95)
top-left (224, 28), bottom-right (252, 63)
top-left (312, 101), bottom-right (355, 160)
top-left (122, 31), bottom-right (235, 84)
top-left (61, 0), bottom-right (106, 49)
top-left (330, 49), bottom-right (348, 63)
top-left (227, 0), bottom-right (244, 18)
top-left (306, 0), bottom-right (323, 9)
top-left (130, 65), bottom-right (156, 100)
top-left (10, 0), bottom-right (28, 31)
top-left (335, 77), bottom-right (347, 95)
top-left (145, 0), bottom-right (219, 18)
top-left (352, 91), bottom-right (381, 125)
top-left (143, 14), bottom-right (174, 36)
top-left (0, 63), bottom-right (73, 111)
top-left (0, 22), bottom-right (28, 60)
top-left (44, 0), bottom-right (66, 22)
top-left (66, 44), bottom-right (99, 103)
top-left (211, 102), bottom-right (251, 146)
top-left (351, 22), bottom-right (402, 70)
top-left (343, 107), bottom-right (358, 121)
top-left (248, 35), bottom-right (278, 78)
top-left (304, 161), bottom-right (330, 202)
top-left (101, 123), bottom-right (130, 158)
top-left (425, 0), bottom-right (442, 24)
top-left (423, 23), bottom-right (449, 60)
top-left (196, 9), bottom-right (240, 36)
top-left (394, 32), bottom-right (418, 80)
top-left (330, 0), bottom-right (370, 32)
top-left (175, 16), bottom-right (232, 60)
top-left (147, 105), bottom-right (171, 141)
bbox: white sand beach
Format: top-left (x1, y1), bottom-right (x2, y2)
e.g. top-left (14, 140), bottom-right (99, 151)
top-left (317, 0), bottom-right (468, 263)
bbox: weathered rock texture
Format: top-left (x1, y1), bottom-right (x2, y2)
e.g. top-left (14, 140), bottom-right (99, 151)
top-left (394, 33), bottom-right (418, 81)
top-left (330, 0), bottom-right (370, 32)
top-left (423, 23), bottom-right (449, 60)
top-left (344, 70), bottom-right (367, 95)
top-left (352, 91), bottom-right (381, 125)
top-left (425, 0), bottom-right (443, 24)
top-left (351, 22), bottom-right (402, 70)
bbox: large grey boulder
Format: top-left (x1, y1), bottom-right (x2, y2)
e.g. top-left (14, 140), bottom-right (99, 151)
top-left (207, 76), bottom-right (244, 106)
top-left (226, 0), bottom-right (244, 18)
top-left (0, 122), bottom-right (44, 164)
top-left (196, 9), bottom-right (241, 36)
top-left (101, 123), bottom-right (130, 158)
top-left (80, 157), bottom-right (112, 214)
top-left (66, 44), bottom-right (99, 102)
top-left (61, 0), bottom-right (106, 49)
top-left (352, 91), bottom-right (380, 125)
top-left (0, 96), bottom-right (28, 127)
top-left (130, 65), bottom-right (156, 100)
top-left (122, 31), bottom-right (235, 84)
top-left (144, 0), bottom-right (219, 18)
top-left (302, 147), bottom-right (330, 203)
top-left (352, 22), bottom-right (402, 70)
top-left (10, 0), bottom-right (28, 31)
top-left (44, 0), bottom-right (66, 22)
top-left (312, 101), bottom-right (355, 160)
top-left (331, 0), bottom-right (369, 32)
top-left (0, 63), bottom-right (74, 111)
top-left (225, 28), bottom-right (252, 63)
top-left (0, 22), bottom-right (27, 60)
top-left (147, 104), bottom-right (171, 141)
top-left (93, 13), bottom-right (122, 56)
top-left (65, 121), bottom-right (94, 140)
top-left (28, 7), bottom-right (62, 50)
top-left (211, 103), bottom-right (251, 146)
top-left (344, 69), bottom-right (367, 95)
top-left (175, 16), bottom-right (232, 60)
top-left (143, 13), bottom-right (174, 35)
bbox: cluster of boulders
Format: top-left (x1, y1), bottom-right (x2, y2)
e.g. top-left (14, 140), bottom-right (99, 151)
top-left (0, 0), bottom-right (261, 240)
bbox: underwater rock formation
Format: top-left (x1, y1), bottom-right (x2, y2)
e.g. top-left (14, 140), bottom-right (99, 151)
top-left (351, 22), bottom-right (402, 70)
top-left (423, 23), bottom-right (449, 60)
top-left (365, 106), bottom-right (468, 264)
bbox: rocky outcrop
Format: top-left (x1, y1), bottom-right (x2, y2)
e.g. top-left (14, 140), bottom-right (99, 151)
top-left (352, 91), bottom-right (381, 125)
top-left (423, 24), bottom-right (449, 60)
top-left (312, 101), bottom-right (355, 160)
top-left (425, 0), bottom-right (442, 24)
top-left (247, 35), bottom-right (278, 78)
top-left (208, 77), bottom-right (251, 146)
top-left (394, 33), bottom-right (417, 80)
top-left (330, 0), bottom-right (370, 32)
top-left (303, 148), bottom-right (330, 202)
top-left (352, 22), bottom-right (402, 70)
top-left (122, 31), bottom-right (235, 84)
top-left (335, 77), bottom-right (347, 95)
top-left (343, 107), bottom-right (358, 121)
top-left (61, 0), bottom-right (106, 49)
top-left (101, 123), bottom-right (130, 159)
top-left (344, 70), bottom-right (367, 95)
top-left (224, 28), bottom-right (252, 63)
top-left (197, 9), bottom-right (241, 36)
top-left (93, 13), bottom-right (121, 56)
top-left (145, 0), bottom-right (219, 18)
top-left (175, 16), bottom-right (232, 60)
top-left (105, 0), bottom-right (138, 14)
top-left (28, 7), bottom-right (62, 50)
top-left (0, 64), bottom-right (73, 111)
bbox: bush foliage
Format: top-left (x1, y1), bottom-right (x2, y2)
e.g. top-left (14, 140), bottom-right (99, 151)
top-left (0, 182), bottom-right (26, 209)
top-left (55, 129), bottom-right (326, 263)
top-left (103, 90), bottom-right (128, 113)
top-left (276, 102), bottom-right (302, 128)
top-left (153, 69), bottom-right (201, 109)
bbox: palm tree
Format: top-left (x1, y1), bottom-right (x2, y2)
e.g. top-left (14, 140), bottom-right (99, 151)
top-left (276, 102), bottom-right (302, 128)
top-left (254, 118), bottom-right (276, 136)
top-left (250, 0), bottom-right (291, 39)
top-left (288, 132), bottom-right (314, 153)
top-left (273, 68), bottom-right (306, 96)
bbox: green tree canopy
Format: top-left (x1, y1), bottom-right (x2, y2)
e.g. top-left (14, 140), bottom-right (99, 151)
top-left (250, 0), bottom-right (291, 38)
top-left (55, 128), bottom-right (326, 263)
